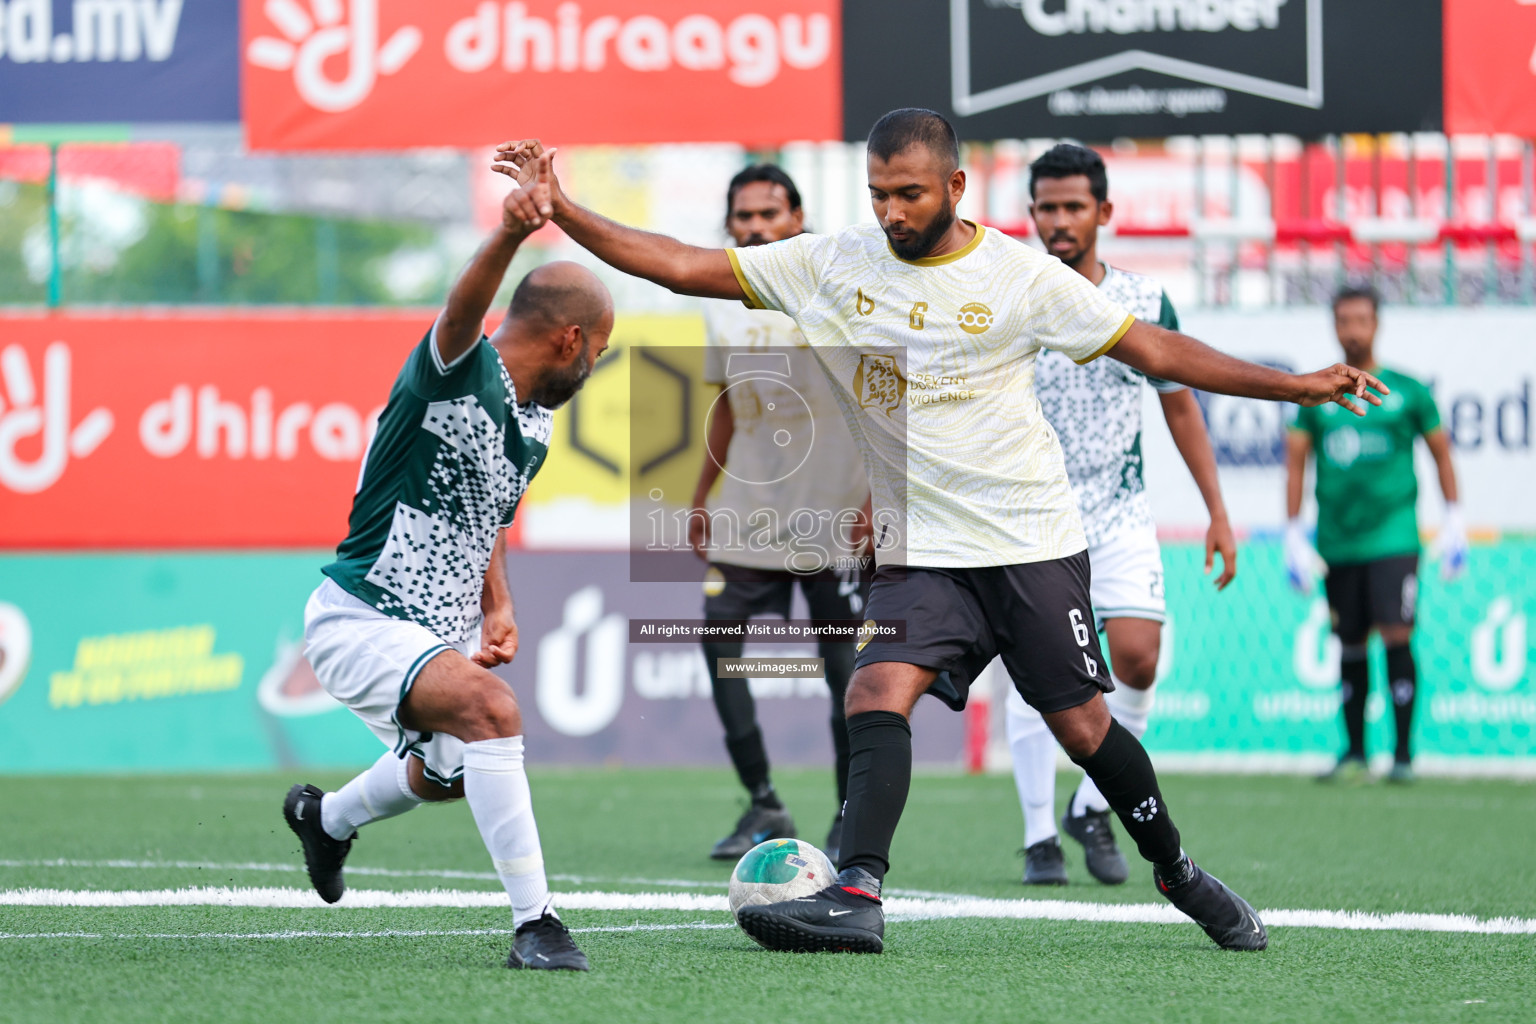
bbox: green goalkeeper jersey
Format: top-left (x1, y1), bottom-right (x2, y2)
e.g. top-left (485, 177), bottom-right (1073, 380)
top-left (1290, 366), bottom-right (1441, 566)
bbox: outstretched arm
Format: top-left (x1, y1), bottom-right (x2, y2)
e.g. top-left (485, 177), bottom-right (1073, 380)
top-left (492, 142), bottom-right (744, 301)
top-left (1112, 321), bottom-right (1387, 415)
top-left (1423, 428), bottom-right (1460, 505)
top-left (1159, 388), bottom-right (1235, 589)
top-left (689, 391), bottom-right (734, 558)
top-left (436, 156), bottom-right (548, 367)
top-left (1285, 430), bottom-right (1311, 521)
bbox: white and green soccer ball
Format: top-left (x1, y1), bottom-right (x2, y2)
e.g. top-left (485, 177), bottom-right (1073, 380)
top-left (727, 838), bottom-right (836, 921)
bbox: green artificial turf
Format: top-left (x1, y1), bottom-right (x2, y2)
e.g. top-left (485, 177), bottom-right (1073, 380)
top-left (3, 768), bottom-right (1533, 1024)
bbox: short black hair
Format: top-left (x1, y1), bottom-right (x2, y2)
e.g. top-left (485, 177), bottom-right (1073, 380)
top-left (509, 263), bottom-right (609, 333)
top-left (725, 164), bottom-right (802, 222)
top-left (1333, 284), bottom-right (1381, 314)
top-left (1028, 143), bottom-right (1108, 203)
top-left (866, 108), bottom-right (960, 173)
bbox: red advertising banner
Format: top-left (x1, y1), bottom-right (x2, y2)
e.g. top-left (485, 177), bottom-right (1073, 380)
top-left (1445, 0), bottom-right (1536, 135)
top-left (0, 313), bottom-right (428, 549)
top-left (242, 0), bottom-right (841, 150)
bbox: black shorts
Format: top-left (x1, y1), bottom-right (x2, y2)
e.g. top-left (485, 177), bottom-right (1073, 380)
top-left (854, 550), bottom-right (1111, 714)
top-left (703, 562), bottom-right (869, 626)
top-left (1324, 554), bottom-right (1419, 645)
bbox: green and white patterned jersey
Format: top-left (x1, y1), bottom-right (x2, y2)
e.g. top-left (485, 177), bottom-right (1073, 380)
top-left (323, 323), bottom-right (552, 644)
top-left (1035, 264), bottom-right (1183, 547)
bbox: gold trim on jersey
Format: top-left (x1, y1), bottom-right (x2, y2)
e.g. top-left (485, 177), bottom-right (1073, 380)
top-left (1074, 313), bottom-right (1137, 365)
top-left (887, 221), bottom-right (986, 267)
top-left (725, 248), bottom-right (767, 310)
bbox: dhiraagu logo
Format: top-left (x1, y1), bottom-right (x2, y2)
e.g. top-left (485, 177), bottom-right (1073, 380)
top-left (0, 603), bottom-right (32, 707)
top-left (246, 0), bottom-right (423, 113)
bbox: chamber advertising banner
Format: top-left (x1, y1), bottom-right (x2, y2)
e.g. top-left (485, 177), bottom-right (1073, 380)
top-left (1444, 0), bottom-right (1536, 136)
top-left (242, 0), bottom-right (841, 150)
top-left (0, 0), bottom-right (239, 123)
top-left (842, 0), bottom-right (1443, 141)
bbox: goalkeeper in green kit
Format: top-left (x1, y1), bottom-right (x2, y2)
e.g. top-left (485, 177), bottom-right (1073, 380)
top-left (1285, 286), bottom-right (1465, 782)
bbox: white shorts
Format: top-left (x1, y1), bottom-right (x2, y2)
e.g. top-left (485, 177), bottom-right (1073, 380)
top-left (1087, 525), bottom-right (1166, 625)
top-left (303, 577), bottom-right (477, 785)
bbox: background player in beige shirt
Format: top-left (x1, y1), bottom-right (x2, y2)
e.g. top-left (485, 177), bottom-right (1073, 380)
top-left (689, 164), bottom-right (871, 864)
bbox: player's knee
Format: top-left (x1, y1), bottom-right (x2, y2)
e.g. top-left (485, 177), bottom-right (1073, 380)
top-left (1046, 698), bottom-right (1111, 759)
top-left (1378, 624), bottom-right (1413, 648)
top-left (845, 671), bottom-right (900, 717)
top-left (1114, 647), bottom-right (1159, 689)
top-left (407, 758), bottom-right (465, 802)
top-left (457, 678), bottom-right (522, 742)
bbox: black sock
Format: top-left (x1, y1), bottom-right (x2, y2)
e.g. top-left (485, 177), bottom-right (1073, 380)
top-left (830, 714), bottom-right (851, 806)
top-left (1340, 647), bottom-right (1370, 760)
top-left (1385, 644), bottom-right (1417, 764)
top-left (706, 640), bottom-right (777, 798)
top-left (1069, 720), bottom-right (1182, 869)
top-left (723, 729), bottom-right (777, 804)
top-left (838, 710), bottom-right (912, 880)
top-left (820, 641), bottom-right (853, 804)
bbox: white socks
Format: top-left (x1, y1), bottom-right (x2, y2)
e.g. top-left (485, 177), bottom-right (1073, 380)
top-left (321, 752), bottom-right (425, 840)
top-left (462, 735), bottom-right (554, 928)
top-left (1070, 680), bottom-right (1157, 816)
top-left (1005, 691), bottom-right (1059, 848)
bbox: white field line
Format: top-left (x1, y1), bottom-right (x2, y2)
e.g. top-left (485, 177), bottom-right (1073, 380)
top-left (0, 922), bottom-right (736, 941)
top-left (3, 886), bottom-right (1535, 936)
top-left (0, 859), bottom-right (952, 899)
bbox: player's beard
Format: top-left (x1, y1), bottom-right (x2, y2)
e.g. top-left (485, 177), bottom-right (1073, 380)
top-left (885, 194), bottom-right (956, 260)
top-left (529, 338), bottom-right (592, 409)
top-left (1047, 231), bottom-right (1090, 270)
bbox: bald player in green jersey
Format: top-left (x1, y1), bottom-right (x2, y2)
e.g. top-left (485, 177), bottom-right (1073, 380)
top-left (1286, 286), bottom-right (1465, 783)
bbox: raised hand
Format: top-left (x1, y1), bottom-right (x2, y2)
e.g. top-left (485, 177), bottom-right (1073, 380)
top-left (1294, 363), bottom-right (1388, 415)
top-left (492, 139), bottom-right (544, 188)
top-left (497, 147), bottom-right (558, 235)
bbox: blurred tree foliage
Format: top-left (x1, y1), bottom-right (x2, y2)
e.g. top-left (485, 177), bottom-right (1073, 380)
top-left (0, 180), bottom-right (449, 306)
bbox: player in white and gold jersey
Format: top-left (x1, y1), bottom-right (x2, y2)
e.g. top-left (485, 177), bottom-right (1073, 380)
top-left (492, 109), bottom-right (1385, 956)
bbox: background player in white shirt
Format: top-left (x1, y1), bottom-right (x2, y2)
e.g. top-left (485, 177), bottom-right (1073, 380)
top-left (690, 164), bottom-right (871, 862)
top-left (1008, 144), bottom-right (1237, 888)
top-left (491, 111), bottom-right (1383, 955)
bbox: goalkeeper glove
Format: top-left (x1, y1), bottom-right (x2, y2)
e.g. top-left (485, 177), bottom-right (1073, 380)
top-left (1437, 504), bottom-right (1468, 583)
top-left (1284, 518), bottom-right (1324, 594)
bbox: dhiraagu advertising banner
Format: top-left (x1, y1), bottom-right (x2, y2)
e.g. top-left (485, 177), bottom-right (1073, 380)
top-left (1145, 539), bottom-right (1536, 772)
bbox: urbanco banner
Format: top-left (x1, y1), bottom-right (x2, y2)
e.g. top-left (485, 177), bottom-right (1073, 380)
top-left (1444, 0), bottom-right (1536, 135)
top-left (0, 0), bottom-right (239, 123)
top-left (842, 0), bottom-right (1442, 142)
top-left (1, 546), bottom-right (1527, 774)
top-left (0, 549), bottom-right (965, 772)
top-left (242, 0), bottom-right (841, 150)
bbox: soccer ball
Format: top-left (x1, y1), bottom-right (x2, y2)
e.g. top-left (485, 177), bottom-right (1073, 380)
top-left (727, 838), bottom-right (836, 921)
